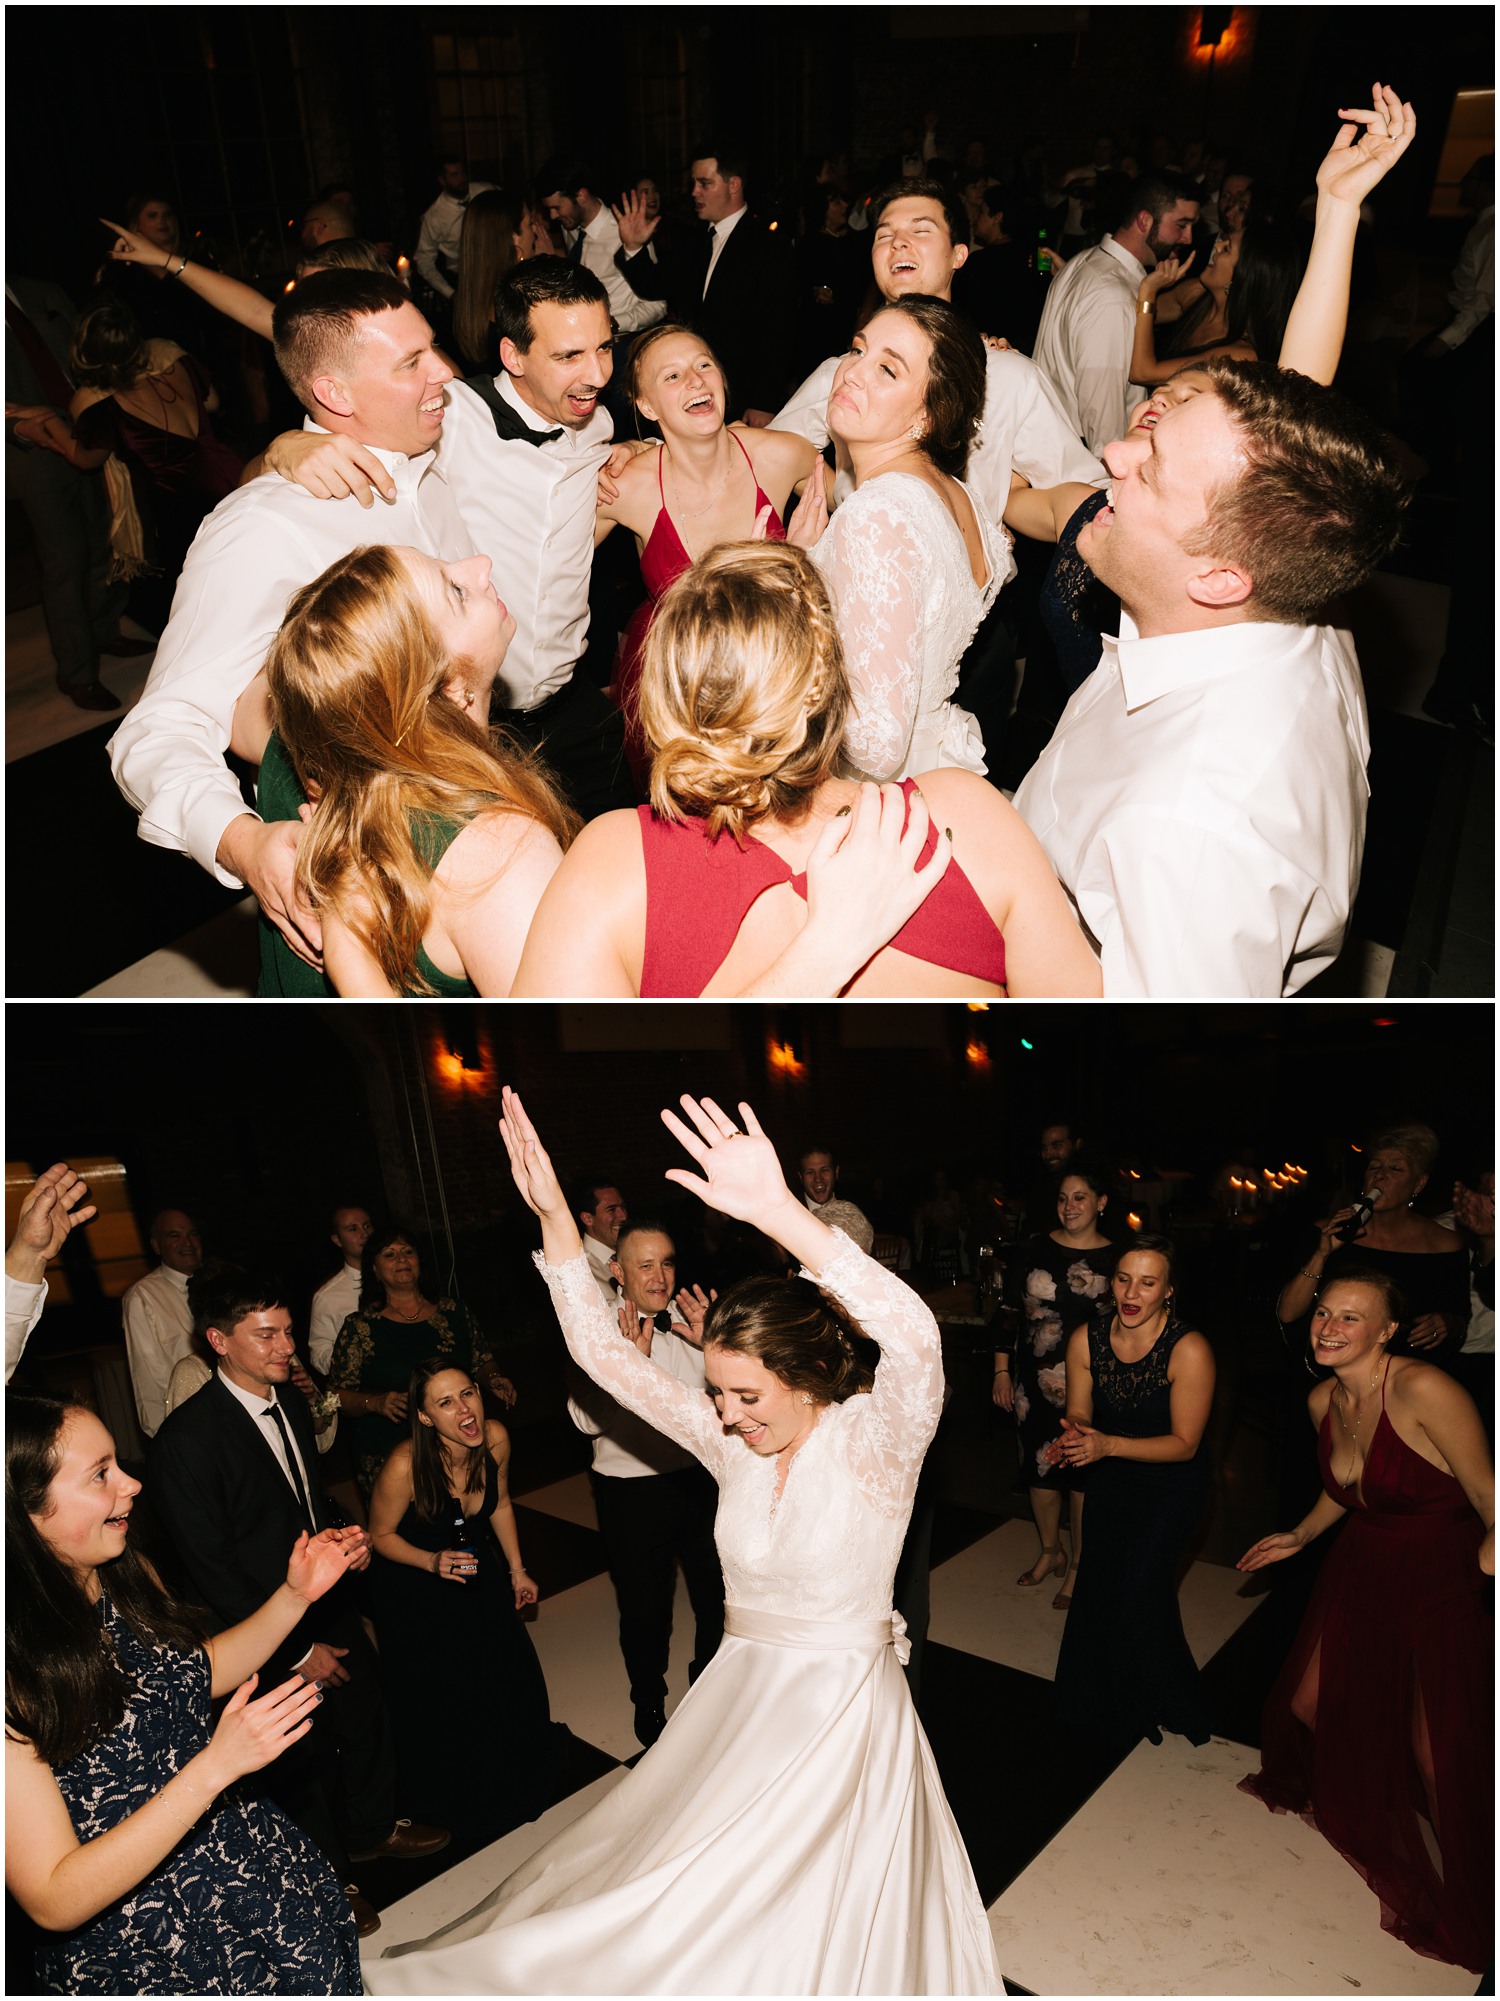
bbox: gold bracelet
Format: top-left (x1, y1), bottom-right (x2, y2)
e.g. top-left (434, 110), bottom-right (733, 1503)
top-left (1138, 299), bottom-right (1155, 317)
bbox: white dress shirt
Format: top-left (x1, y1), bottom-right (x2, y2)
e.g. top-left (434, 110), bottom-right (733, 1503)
top-left (414, 182), bottom-right (496, 299)
top-left (1438, 205), bottom-right (1494, 349)
top-left (6, 1275), bottom-right (46, 1384)
top-left (567, 1298), bottom-right (705, 1480)
top-left (567, 207), bottom-right (663, 334)
top-left (1012, 614), bottom-right (1369, 998)
top-left (217, 1365), bottom-right (334, 1484)
top-left (439, 370), bottom-right (613, 710)
top-left (583, 1233), bottom-right (619, 1306)
top-left (703, 203), bottom-right (748, 296)
top-left (1032, 235), bottom-right (1150, 455)
top-left (108, 449), bottom-right (473, 882)
top-left (309, 1263), bottom-right (362, 1376)
top-left (122, 1264), bottom-right (195, 1438)
top-left (774, 344), bottom-right (1103, 593)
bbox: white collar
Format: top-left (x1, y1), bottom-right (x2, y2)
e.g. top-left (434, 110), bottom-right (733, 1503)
top-left (709, 204), bottom-right (748, 242)
top-left (1102, 235), bottom-right (1148, 283)
top-left (157, 1264), bottom-right (192, 1293)
top-left (217, 1364), bottom-right (283, 1419)
top-left (299, 418), bottom-right (440, 485)
top-left (1106, 615), bottom-right (1314, 710)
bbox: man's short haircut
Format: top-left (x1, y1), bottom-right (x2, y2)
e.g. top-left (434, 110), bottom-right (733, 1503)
top-left (1116, 169), bottom-right (1201, 234)
top-left (613, 1218), bottom-right (675, 1260)
top-left (148, 1205), bottom-right (194, 1241)
top-left (494, 257), bottom-right (611, 353)
top-left (438, 153), bottom-right (467, 174)
top-left (303, 197), bottom-right (354, 234)
top-left (271, 268), bottom-right (412, 408)
top-left (798, 1144), bottom-right (836, 1167)
top-left (533, 156), bottom-right (596, 204)
top-left (191, 1268), bottom-right (290, 1345)
top-left (330, 1201), bottom-right (371, 1226)
top-left (690, 141), bottom-right (750, 190)
top-left (574, 1176), bottom-right (623, 1223)
top-left (868, 174), bottom-right (970, 251)
top-left (1187, 358), bottom-right (1411, 624)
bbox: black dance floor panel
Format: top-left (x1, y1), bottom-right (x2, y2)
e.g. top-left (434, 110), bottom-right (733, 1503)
top-left (512, 1501), bottom-right (609, 1598)
top-left (6, 721), bottom-right (246, 995)
top-left (916, 1641), bottom-right (1132, 1909)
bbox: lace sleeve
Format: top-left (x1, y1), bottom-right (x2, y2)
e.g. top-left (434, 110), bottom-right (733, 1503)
top-left (802, 1230), bottom-right (943, 1518)
top-left (812, 492), bottom-right (926, 781)
top-left (532, 1252), bottom-right (728, 1472)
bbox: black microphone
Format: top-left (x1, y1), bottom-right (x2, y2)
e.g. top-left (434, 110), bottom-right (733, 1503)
top-left (1334, 1193), bottom-right (1375, 1243)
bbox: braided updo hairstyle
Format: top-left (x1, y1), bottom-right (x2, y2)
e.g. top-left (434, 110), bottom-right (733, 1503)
top-left (701, 1275), bottom-right (875, 1405)
top-left (638, 542), bottom-right (851, 842)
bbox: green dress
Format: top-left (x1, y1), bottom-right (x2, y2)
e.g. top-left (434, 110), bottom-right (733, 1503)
top-left (254, 732), bottom-right (476, 998)
top-left (327, 1296), bottom-right (496, 1497)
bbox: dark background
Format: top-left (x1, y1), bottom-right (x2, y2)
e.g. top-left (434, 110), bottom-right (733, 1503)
top-left (7, 1001), bottom-right (1493, 1383)
top-left (6, 6), bottom-right (1493, 296)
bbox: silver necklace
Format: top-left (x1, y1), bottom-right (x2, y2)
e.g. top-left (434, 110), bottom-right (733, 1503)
top-left (1333, 1355), bottom-right (1387, 1488)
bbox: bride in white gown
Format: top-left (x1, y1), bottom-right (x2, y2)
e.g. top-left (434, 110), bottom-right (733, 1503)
top-left (365, 1086), bottom-right (1001, 1997)
top-left (793, 293), bottom-right (1004, 782)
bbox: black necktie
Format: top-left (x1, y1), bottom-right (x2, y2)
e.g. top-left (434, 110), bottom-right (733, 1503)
top-left (263, 1402), bottom-right (314, 1529)
top-left (567, 228), bottom-right (585, 267)
top-left (641, 1311), bottom-right (673, 1334)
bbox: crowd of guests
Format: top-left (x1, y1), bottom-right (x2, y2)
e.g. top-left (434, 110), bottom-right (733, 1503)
top-left (10, 75), bottom-right (1489, 998)
top-left (4, 1108), bottom-right (1493, 1986)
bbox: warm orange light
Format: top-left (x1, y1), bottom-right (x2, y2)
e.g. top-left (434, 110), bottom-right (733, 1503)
top-left (1188, 7), bottom-right (1242, 62)
top-left (964, 1037), bottom-right (991, 1071)
top-left (436, 1050), bottom-right (467, 1084)
top-left (1127, 1211), bottom-right (1143, 1231)
top-left (768, 1038), bottom-right (806, 1080)
top-left (283, 280), bottom-right (296, 294)
top-left (965, 1002), bottom-right (990, 1012)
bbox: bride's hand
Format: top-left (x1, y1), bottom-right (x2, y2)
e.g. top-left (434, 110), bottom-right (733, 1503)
top-left (802, 783), bottom-right (953, 976)
top-left (498, 1086), bottom-right (570, 1222)
top-left (661, 1097), bottom-right (796, 1227)
top-left (783, 471), bottom-right (829, 549)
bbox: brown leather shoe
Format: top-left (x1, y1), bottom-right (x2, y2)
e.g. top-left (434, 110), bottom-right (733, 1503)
top-left (65, 681), bottom-right (123, 712)
top-left (347, 1818), bottom-right (451, 1863)
top-left (345, 1885), bottom-right (381, 1937)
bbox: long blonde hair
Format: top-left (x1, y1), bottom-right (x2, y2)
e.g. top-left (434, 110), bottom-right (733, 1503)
top-left (638, 541), bottom-right (851, 842)
top-left (266, 545), bottom-right (579, 992)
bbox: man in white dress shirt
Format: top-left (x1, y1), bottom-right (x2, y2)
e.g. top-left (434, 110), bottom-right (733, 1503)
top-left (567, 1220), bottom-right (724, 1747)
top-left (774, 178), bottom-right (1102, 769)
top-left (775, 178), bottom-right (1104, 576)
top-left (267, 260), bottom-right (633, 820)
top-left (414, 155), bottom-right (496, 302)
top-left (573, 1177), bottom-right (629, 1303)
top-left (5, 1162), bottom-right (96, 1384)
top-left (109, 268), bottom-right (474, 966)
top-left (1032, 171), bottom-right (1200, 455)
top-left (798, 1148), bottom-right (875, 1254)
top-left (308, 1205), bottom-right (373, 1375)
top-left (535, 158), bottom-right (664, 337)
top-left (1012, 359), bottom-right (1410, 997)
top-left (122, 1208), bottom-right (202, 1438)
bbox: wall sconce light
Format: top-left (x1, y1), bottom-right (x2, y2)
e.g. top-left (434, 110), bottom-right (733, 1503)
top-left (964, 1037), bottom-right (991, 1072)
top-left (768, 1039), bottom-right (806, 1080)
top-left (1198, 7), bottom-right (1231, 48)
top-left (1127, 1211), bottom-right (1143, 1231)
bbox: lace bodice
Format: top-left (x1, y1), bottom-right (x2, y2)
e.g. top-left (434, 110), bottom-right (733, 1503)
top-left (811, 473), bottom-right (1004, 782)
top-left (533, 1230), bottom-right (943, 1622)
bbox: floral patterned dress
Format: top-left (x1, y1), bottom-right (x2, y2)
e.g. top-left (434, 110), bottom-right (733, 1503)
top-left (35, 1595), bottom-right (359, 1995)
top-left (328, 1297), bottom-right (494, 1497)
top-left (1003, 1232), bottom-right (1114, 1488)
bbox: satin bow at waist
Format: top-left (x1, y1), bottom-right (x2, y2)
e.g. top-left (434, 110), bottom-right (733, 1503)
top-left (724, 1604), bottom-right (911, 1664)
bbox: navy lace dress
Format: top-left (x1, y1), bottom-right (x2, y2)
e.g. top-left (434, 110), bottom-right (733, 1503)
top-left (35, 1593), bottom-right (360, 1996)
top-left (1038, 488), bottom-right (1120, 697)
top-left (1054, 1312), bottom-right (1213, 1749)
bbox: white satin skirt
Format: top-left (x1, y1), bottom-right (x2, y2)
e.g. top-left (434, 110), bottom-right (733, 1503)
top-left (365, 1605), bottom-right (1001, 1995)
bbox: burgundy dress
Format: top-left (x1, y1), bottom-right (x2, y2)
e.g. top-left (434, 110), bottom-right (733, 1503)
top-left (614, 433), bottom-right (786, 793)
top-left (1239, 1380), bottom-right (1493, 1972)
top-left (636, 779), bottom-right (1006, 996)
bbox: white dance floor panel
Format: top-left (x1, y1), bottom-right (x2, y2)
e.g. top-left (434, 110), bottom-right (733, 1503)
top-left (928, 1522), bottom-right (1259, 1681)
top-left (988, 1733), bottom-right (1474, 1997)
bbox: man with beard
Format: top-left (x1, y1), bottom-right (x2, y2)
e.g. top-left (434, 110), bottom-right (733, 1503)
top-left (1032, 172), bottom-right (1200, 454)
top-left (1012, 359), bottom-right (1410, 996)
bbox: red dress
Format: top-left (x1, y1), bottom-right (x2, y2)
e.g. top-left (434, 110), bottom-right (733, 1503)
top-left (637, 779), bottom-right (1007, 996)
top-left (1239, 1381), bottom-right (1493, 1972)
top-left (614, 433), bottom-right (786, 793)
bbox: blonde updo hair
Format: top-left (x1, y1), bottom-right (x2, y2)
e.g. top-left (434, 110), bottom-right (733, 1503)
top-left (638, 541), bottom-right (850, 842)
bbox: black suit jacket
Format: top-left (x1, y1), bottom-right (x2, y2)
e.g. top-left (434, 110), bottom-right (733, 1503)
top-left (150, 1374), bottom-right (354, 1678)
top-left (618, 212), bottom-right (796, 417)
top-left (6, 276), bottom-right (82, 488)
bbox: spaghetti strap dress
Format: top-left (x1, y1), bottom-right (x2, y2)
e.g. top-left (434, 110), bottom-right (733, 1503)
top-left (1239, 1372), bottom-right (1493, 1973)
top-left (614, 434), bottom-right (786, 792)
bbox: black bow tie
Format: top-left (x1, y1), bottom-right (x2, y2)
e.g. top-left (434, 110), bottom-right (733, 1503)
top-left (640, 1311), bottom-right (673, 1334)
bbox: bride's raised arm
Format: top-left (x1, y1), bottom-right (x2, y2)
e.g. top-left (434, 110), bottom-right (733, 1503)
top-left (662, 1095), bottom-right (944, 1515)
top-left (499, 1087), bottom-right (725, 1468)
